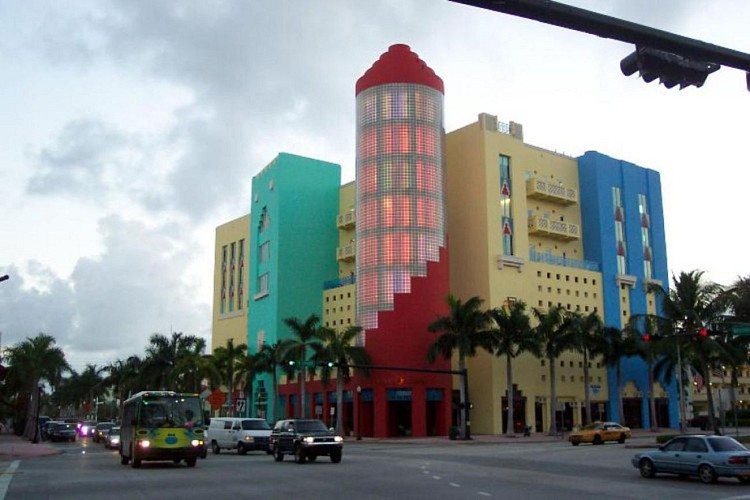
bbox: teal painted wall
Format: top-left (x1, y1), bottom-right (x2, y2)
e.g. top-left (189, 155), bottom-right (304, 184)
top-left (247, 153), bottom-right (341, 421)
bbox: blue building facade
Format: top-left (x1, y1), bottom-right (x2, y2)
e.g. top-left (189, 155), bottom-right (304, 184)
top-left (578, 151), bottom-right (677, 429)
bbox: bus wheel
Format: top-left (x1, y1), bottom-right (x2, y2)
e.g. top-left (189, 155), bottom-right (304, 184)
top-left (131, 447), bottom-right (141, 468)
top-left (186, 457), bottom-right (197, 467)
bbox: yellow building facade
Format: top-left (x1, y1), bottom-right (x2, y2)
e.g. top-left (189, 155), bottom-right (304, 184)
top-left (445, 113), bottom-right (608, 434)
top-left (212, 214), bottom-right (250, 352)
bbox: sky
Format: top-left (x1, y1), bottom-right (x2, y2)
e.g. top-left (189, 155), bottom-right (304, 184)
top-left (1, 0), bottom-right (749, 372)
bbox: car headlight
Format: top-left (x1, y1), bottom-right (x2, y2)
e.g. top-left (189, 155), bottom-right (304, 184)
top-left (191, 439), bottom-right (202, 447)
top-left (334, 436), bottom-right (343, 443)
top-left (138, 440), bottom-right (150, 448)
top-left (243, 436), bottom-right (254, 442)
top-left (111, 437), bottom-right (120, 444)
top-left (303, 436), bottom-right (314, 444)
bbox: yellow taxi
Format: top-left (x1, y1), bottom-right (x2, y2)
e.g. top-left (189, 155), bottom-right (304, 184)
top-left (568, 421), bottom-right (631, 446)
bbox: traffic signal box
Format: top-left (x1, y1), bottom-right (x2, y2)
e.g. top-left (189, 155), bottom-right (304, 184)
top-left (620, 46), bottom-right (720, 89)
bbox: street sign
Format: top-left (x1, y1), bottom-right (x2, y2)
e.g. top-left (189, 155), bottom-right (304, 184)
top-left (236, 398), bottom-right (246, 413)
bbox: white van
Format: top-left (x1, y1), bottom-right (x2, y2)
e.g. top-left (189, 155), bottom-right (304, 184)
top-left (207, 417), bottom-right (273, 455)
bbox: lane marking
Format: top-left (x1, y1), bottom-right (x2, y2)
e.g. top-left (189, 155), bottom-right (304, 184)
top-left (0, 461), bottom-right (20, 500)
top-left (478, 492), bottom-right (492, 497)
top-left (432, 475), bottom-right (441, 480)
top-left (449, 482), bottom-right (460, 488)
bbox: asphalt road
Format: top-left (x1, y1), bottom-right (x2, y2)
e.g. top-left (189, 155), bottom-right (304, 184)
top-left (2, 437), bottom-right (750, 499)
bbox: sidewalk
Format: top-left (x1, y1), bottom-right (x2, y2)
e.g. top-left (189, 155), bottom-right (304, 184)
top-left (0, 433), bottom-right (61, 459)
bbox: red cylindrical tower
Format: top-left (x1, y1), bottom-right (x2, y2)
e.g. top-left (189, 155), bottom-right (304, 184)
top-left (354, 44), bottom-right (451, 437)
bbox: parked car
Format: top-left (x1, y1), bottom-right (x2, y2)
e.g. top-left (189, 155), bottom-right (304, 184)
top-left (41, 420), bottom-right (61, 441)
top-left (633, 435), bottom-right (750, 484)
top-left (269, 419), bottom-right (343, 464)
top-left (104, 426), bottom-right (120, 450)
top-left (48, 422), bottom-right (77, 442)
top-left (568, 421), bottom-right (631, 446)
top-left (207, 417), bottom-right (272, 455)
top-left (93, 422), bottom-right (115, 443)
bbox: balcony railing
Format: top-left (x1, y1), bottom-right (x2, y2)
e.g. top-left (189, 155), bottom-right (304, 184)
top-left (337, 210), bottom-right (356, 229)
top-left (323, 274), bottom-right (356, 290)
top-left (527, 215), bottom-right (580, 241)
top-left (337, 242), bottom-right (356, 262)
top-left (526, 177), bottom-right (577, 205)
top-left (529, 248), bottom-right (599, 272)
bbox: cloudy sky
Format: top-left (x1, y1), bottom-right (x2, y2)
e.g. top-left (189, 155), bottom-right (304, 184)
top-left (1, 0), bottom-right (748, 372)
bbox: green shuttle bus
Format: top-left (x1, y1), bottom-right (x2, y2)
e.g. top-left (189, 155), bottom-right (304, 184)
top-left (119, 390), bottom-right (207, 468)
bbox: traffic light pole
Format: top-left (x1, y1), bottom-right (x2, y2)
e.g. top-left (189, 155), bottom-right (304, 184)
top-left (450, 0), bottom-right (750, 90)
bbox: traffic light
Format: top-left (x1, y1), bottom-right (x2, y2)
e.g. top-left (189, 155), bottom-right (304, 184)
top-left (620, 46), bottom-right (720, 89)
top-left (642, 333), bottom-right (650, 343)
top-left (698, 327), bottom-right (709, 338)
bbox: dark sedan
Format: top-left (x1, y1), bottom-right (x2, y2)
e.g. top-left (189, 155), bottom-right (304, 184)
top-left (269, 419), bottom-right (343, 464)
top-left (48, 422), bottom-right (77, 442)
top-left (633, 435), bottom-right (750, 483)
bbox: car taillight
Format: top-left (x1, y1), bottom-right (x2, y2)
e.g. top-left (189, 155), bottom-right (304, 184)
top-left (728, 456), bottom-right (748, 465)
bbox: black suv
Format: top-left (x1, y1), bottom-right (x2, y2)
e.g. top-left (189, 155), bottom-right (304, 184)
top-left (270, 419), bottom-right (343, 464)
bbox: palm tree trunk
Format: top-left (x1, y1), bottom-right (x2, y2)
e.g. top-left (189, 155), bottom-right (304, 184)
top-left (23, 381), bottom-right (40, 441)
top-left (300, 366), bottom-right (307, 419)
top-left (505, 355), bottom-right (514, 436)
top-left (648, 360), bottom-right (657, 431)
top-left (335, 369), bottom-right (344, 435)
top-left (548, 358), bottom-right (558, 434)
top-left (617, 364), bottom-right (625, 426)
top-left (458, 356), bottom-right (467, 440)
top-left (272, 367), bottom-right (279, 421)
top-left (582, 350), bottom-right (591, 425)
top-left (705, 363), bottom-right (720, 434)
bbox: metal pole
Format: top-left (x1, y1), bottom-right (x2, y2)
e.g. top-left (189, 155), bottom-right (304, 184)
top-left (356, 386), bottom-right (362, 441)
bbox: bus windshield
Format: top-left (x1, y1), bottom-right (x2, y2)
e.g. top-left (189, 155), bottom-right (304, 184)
top-left (139, 394), bottom-right (204, 428)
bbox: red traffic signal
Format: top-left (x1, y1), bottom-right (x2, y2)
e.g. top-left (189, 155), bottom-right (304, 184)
top-left (642, 333), bottom-right (650, 343)
top-left (699, 327), bottom-right (709, 338)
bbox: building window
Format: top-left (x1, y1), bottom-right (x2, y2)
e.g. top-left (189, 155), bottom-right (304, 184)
top-left (257, 272), bottom-right (269, 297)
top-left (259, 241), bottom-right (270, 263)
top-left (238, 239), bottom-right (245, 309)
top-left (259, 206), bottom-right (270, 233)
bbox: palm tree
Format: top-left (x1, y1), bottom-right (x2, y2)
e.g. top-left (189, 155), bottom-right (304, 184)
top-left (626, 315), bottom-right (664, 431)
top-left (314, 325), bottom-right (372, 435)
top-left (105, 356), bottom-right (143, 414)
top-left (655, 270), bottom-right (727, 434)
top-left (487, 301), bottom-right (537, 435)
top-left (598, 326), bottom-right (639, 426)
top-left (256, 341), bottom-right (289, 421)
top-left (427, 295), bottom-right (493, 439)
top-left (533, 305), bottom-right (575, 435)
top-left (141, 332), bottom-right (204, 389)
top-left (282, 314), bottom-right (325, 419)
top-left (233, 352), bottom-right (264, 418)
top-left (5, 333), bottom-right (70, 440)
top-left (568, 311), bottom-right (606, 426)
top-left (172, 338), bottom-right (220, 394)
top-left (213, 338), bottom-right (248, 416)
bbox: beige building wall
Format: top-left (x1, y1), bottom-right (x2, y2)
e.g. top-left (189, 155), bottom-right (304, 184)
top-left (446, 113), bottom-right (607, 434)
top-left (212, 214), bottom-right (251, 352)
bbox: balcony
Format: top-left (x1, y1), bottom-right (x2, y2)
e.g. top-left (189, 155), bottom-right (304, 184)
top-left (337, 242), bottom-right (356, 262)
top-left (528, 215), bottom-right (580, 241)
top-left (337, 210), bottom-right (356, 229)
top-left (526, 177), bottom-right (577, 205)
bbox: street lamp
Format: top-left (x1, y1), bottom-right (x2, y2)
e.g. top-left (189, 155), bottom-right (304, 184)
top-left (356, 386), bottom-right (362, 441)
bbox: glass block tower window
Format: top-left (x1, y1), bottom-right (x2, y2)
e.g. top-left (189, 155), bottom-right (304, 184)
top-left (355, 44), bottom-right (446, 331)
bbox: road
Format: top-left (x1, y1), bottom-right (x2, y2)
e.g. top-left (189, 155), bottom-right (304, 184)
top-left (2, 437), bottom-right (750, 499)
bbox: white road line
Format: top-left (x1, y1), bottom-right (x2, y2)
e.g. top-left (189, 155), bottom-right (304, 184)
top-left (0, 460), bottom-right (20, 500)
top-left (432, 475), bottom-right (441, 480)
top-left (422, 470), bottom-right (430, 474)
top-left (478, 492), bottom-right (492, 497)
top-left (449, 482), bottom-right (460, 488)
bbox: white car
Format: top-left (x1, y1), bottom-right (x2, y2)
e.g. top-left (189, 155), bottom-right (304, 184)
top-left (104, 426), bottom-right (120, 449)
top-left (207, 418), bottom-right (272, 455)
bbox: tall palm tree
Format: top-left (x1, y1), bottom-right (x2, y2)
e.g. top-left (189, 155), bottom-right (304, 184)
top-left (213, 338), bottom-right (248, 416)
top-left (427, 295), bottom-right (493, 439)
top-left (314, 325), bottom-right (372, 435)
top-left (256, 341), bottom-right (289, 421)
top-left (568, 311), bottom-right (606, 426)
top-left (233, 352), bottom-right (264, 418)
top-left (282, 315), bottom-right (325, 419)
top-left (626, 315), bottom-right (664, 431)
top-left (597, 326), bottom-right (639, 426)
top-left (105, 356), bottom-right (143, 414)
top-left (171, 337), bottom-right (220, 394)
top-left (533, 305), bottom-right (575, 435)
top-left (487, 301), bottom-right (537, 435)
top-left (5, 333), bottom-right (70, 440)
top-left (655, 270), bottom-right (727, 434)
top-left (141, 332), bottom-right (204, 390)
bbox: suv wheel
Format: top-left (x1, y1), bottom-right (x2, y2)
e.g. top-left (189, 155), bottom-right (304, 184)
top-left (211, 441), bottom-right (221, 455)
top-left (273, 446), bottom-right (284, 462)
top-left (294, 444), bottom-right (306, 464)
top-left (237, 443), bottom-right (247, 455)
top-left (330, 449), bottom-right (342, 463)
